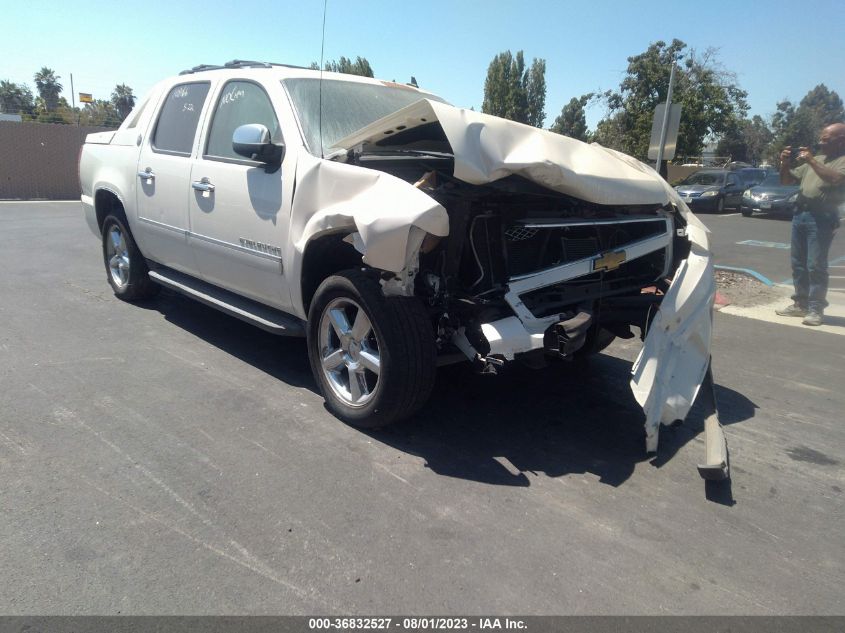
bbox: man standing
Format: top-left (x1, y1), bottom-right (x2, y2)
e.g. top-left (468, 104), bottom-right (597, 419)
top-left (775, 123), bottom-right (845, 326)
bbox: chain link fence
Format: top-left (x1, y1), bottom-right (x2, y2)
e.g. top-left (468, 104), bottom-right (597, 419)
top-left (0, 120), bottom-right (115, 200)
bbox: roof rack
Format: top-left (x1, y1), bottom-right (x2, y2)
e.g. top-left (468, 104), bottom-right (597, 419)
top-left (179, 60), bottom-right (310, 75)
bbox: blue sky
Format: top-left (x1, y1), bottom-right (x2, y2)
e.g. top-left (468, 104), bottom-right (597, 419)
top-left (2, 0), bottom-right (842, 130)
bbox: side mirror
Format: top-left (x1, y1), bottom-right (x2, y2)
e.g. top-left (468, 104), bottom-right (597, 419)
top-left (232, 124), bottom-right (285, 167)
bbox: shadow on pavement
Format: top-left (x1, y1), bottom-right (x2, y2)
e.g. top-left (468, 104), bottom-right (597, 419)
top-left (373, 356), bottom-right (757, 491)
top-left (817, 315), bottom-right (845, 328)
top-left (143, 290), bottom-right (316, 392)
top-left (143, 291), bottom-right (757, 492)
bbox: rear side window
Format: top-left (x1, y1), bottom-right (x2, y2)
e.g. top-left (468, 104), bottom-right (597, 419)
top-left (152, 82), bottom-right (210, 155)
top-left (205, 81), bottom-right (281, 161)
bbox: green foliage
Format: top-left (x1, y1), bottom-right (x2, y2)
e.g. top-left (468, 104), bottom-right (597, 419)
top-left (551, 93), bottom-right (594, 141)
top-left (79, 100), bottom-right (121, 127)
top-left (111, 84), bottom-right (136, 120)
top-left (0, 80), bottom-right (35, 115)
top-left (716, 115), bottom-right (773, 164)
top-left (311, 56), bottom-right (375, 77)
top-left (767, 84), bottom-right (844, 161)
top-left (482, 50), bottom-right (546, 127)
top-left (33, 66), bottom-right (63, 112)
top-left (595, 40), bottom-right (748, 159)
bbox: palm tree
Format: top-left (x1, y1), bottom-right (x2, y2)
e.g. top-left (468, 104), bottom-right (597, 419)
top-left (0, 80), bottom-right (35, 115)
top-left (110, 84), bottom-right (135, 120)
top-left (33, 67), bottom-right (62, 112)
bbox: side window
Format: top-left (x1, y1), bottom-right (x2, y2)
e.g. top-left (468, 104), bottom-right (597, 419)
top-left (205, 81), bottom-right (281, 161)
top-left (152, 82), bottom-right (210, 155)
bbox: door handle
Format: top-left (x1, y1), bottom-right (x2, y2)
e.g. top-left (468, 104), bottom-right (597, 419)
top-left (138, 168), bottom-right (155, 181)
top-left (191, 178), bottom-right (215, 193)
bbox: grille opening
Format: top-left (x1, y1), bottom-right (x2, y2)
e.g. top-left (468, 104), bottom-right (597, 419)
top-left (520, 249), bottom-right (667, 318)
top-left (504, 218), bottom-right (666, 278)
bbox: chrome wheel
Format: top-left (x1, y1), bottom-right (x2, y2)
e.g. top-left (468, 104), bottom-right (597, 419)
top-left (105, 225), bottom-right (130, 289)
top-left (318, 297), bottom-right (381, 407)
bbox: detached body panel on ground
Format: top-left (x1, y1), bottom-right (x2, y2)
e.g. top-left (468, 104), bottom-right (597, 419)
top-left (79, 62), bottom-right (723, 463)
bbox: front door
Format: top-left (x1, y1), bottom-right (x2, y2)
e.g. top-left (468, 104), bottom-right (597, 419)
top-left (188, 79), bottom-right (291, 310)
top-left (136, 81), bottom-right (212, 274)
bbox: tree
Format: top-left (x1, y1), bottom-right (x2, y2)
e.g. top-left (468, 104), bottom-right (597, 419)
top-left (79, 99), bottom-right (121, 127)
top-left (481, 50), bottom-right (546, 127)
top-left (33, 67), bottom-right (63, 112)
top-left (551, 93), bottom-right (594, 141)
top-left (111, 84), bottom-right (136, 120)
top-left (767, 84), bottom-right (845, 161)
top-left (716, 115), bottom-right (773, 164)
top-left (310, 56), bottom-right (374, 77)
top-left (594, 40), bottom-right (748, 159)
top-left (0, 80), bottom-right (35, 115)
top-left (525, 58), bottom-right (546, 127)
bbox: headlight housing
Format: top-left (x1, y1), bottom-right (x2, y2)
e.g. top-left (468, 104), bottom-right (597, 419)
top-left (700, 190), bottom-right (719, 197)
top-left (788, 193), bottom-right (799, 203)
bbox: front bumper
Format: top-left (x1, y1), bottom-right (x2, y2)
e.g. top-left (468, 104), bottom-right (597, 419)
top-left (740, 198), bottom-right (795, 215)
top-left (474, 211), bottom-right (718, 461)
top-left (679, 195), bottom-right (722, 212)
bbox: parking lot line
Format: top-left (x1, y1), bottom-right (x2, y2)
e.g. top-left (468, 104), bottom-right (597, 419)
top-left (736, 239), bottom-right (791, 249)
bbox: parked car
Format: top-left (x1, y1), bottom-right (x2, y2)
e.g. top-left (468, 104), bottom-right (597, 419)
top-left (78, 60), bottom-right (719, 455)
top-left (674, 169), bottom-right (745, 212)
top-left (740, 173), bottom-right (799, 217)
top-left (736, 167), bottom-right (767, 188)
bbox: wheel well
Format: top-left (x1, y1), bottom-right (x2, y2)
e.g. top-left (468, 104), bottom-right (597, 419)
top-left (301, 232), bottom-right (364, 313)
top-left (95, 189), bottom-right (127, 232)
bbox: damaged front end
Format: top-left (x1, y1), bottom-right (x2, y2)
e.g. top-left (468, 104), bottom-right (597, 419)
top-left (313, 98), bottom-right (724, 469)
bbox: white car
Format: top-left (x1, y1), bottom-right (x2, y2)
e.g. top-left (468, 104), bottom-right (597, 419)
top-left (79, 60), bottom-right (726, 476)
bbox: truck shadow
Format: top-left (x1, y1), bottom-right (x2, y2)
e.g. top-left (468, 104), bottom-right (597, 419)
top-left (145, 290), bottom-right (316, 391)
top-left (371, 355), bottom-right (755, 491)
top-left (147, 291), bottom-right (755, 492)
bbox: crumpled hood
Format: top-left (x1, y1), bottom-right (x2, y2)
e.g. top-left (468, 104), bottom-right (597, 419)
top-left (333, 99), bottom-right (671, 207)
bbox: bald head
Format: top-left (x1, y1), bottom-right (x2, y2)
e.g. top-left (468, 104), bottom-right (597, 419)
top-left (820, 123), bottom-right (845, 158)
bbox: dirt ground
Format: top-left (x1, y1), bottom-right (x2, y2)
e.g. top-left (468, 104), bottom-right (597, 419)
top-left (714, 270), bottom-right (787, 307)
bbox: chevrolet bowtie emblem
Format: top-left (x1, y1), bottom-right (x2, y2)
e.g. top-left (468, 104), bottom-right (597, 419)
top-left (593, 250), bottom-right (626, 272)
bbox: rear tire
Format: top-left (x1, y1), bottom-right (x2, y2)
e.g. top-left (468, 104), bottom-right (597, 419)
top-left (101, 215), bottom-right (159, 301)
top-left (307, 269), bottom-right (437, 428)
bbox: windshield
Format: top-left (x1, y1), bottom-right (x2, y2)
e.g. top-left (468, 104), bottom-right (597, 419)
top-left (739, 169), bottom-right (766, 185)
top-left (680, 172), bottom-right (725, 186)
top-left (760, 174), bottom-right (786, 187)
top-left (284, 78), bottom-right (448, 156)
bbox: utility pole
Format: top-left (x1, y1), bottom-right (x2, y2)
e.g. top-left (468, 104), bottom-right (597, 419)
top-left (70, 73), bottom-right (78, 125)
top-left (655, 57), bottom-right (677, 171)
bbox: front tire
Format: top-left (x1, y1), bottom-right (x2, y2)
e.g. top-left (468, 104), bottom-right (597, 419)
top-left (101, 215), bottom-right (159, 301)
top-left (307, 269), bottom-right (436, 428)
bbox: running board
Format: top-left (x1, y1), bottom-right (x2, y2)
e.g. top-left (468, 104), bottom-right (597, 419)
top-left (148, 268), bottom-right (305, 337)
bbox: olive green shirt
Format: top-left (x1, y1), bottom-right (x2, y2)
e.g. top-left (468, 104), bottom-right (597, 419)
top-left (790, 154), bottom-right (845, 208)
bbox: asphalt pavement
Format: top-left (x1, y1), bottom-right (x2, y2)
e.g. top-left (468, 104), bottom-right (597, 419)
top-left (701, 209), bottom-right (845, 291)
top-left (1, 202), bottom-right (843, 615)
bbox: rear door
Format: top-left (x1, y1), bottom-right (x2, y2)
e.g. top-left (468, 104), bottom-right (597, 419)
top-left (187, 79), bottom-right (292, 310)
top-left (725, 173), bottom-right (743, 208)
top-left (136, 81), bottom-right (212, 273)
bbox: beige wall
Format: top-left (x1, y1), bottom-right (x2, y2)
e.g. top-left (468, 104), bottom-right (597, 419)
top-left (666, 164), bottom-right (701, 185)
top-left (0, 121), bottom-right (114, 200)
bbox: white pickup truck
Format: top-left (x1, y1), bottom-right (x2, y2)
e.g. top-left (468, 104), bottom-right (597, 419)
top-left (79, 60), bottom-right (727, 477)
